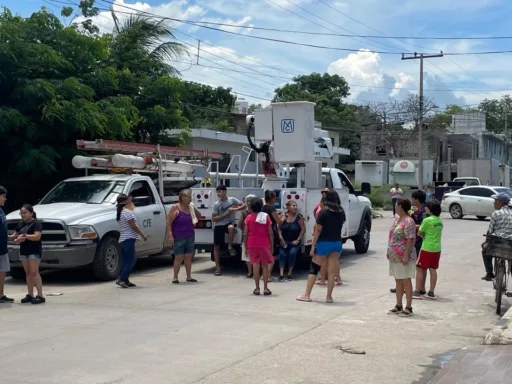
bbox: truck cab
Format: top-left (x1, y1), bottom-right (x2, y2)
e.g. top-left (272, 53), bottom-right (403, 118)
top-left (6, 174), bottom-right (173, 280)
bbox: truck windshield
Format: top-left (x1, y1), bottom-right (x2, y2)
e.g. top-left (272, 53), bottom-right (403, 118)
top-left (40, 180), bottom-right (126, 205)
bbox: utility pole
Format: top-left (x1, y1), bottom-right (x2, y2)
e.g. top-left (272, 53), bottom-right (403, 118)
top-left (401, 52), bottom-right (443, 187)
top-left (504, 101), bottom-right (509, 166)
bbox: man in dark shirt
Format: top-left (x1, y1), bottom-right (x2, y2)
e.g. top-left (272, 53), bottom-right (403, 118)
top-left (0, 186), bottom-right (14, 303)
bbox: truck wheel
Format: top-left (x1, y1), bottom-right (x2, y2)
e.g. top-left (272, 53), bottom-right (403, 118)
top-left (9, 267), bottom-right (25, 280)
top-left (354, 217), bottom-right (371, 254)
top-left (449, 204), bottom-right (464, 219)
top-left (92, 236), bottom-right (121, 281)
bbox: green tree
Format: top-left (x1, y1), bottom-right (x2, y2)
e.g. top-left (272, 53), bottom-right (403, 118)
top-left (478, 96), bottom-right (512, 134)
top-left (0, 5), bottom-right (190, 210)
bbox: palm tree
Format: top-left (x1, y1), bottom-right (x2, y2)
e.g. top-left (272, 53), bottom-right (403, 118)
top-left (109, 13), bottom-right (187, 77)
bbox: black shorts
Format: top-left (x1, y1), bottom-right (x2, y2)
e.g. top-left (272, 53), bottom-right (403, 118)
top-left (214, 223), bottom-right (233, 246)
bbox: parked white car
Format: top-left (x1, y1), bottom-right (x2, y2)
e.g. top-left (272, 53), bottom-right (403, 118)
top-left (441, 186), bottom-right (512, 220)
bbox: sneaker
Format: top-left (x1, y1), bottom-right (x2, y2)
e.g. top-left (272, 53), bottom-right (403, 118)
top-left (398, 307), bottom-right (413, 317)
top-left (21, 294), bottom-right (33, 304)
top-left (278, 276), bottom-right (286, 282)
top-left (412, 290), bottom-right (425, 299)
top-left (482, 274), bottom-right (495, 281)
top-left (31, 295), bottom-right (46, 305)
top-left (287, 275), bottom-right (293, 281)
top-left (126, 280), bottom-right (136, 287)
top-left (0, 295), bottom-right (14, 303)
top-left (116, 280), bottom-right (129, 288)
top-left (426, 291), bottom-right (437, 300)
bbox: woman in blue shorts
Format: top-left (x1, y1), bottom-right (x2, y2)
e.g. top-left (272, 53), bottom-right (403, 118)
top-left (297, 190), bottom-right (346, 303)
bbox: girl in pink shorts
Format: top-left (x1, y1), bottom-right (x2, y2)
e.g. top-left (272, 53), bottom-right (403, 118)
top-left (243, 198), bottom-right (274, 296)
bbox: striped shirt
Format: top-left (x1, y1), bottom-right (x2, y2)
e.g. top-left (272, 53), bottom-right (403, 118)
top-left (489, 205), bottom-right (512, 240)
top-left (119, 209), bottom-right (140, 243)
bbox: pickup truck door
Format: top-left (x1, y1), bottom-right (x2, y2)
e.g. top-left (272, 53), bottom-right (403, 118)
top-left (336, 170), bottom-right (361, 236)
top-left (128, 180), bottom-right (166, 254)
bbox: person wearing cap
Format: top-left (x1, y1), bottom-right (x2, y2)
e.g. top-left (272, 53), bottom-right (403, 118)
top-left (481, 193), bottom-right (512, 281)
top-left (116, 194), bottom-right (147, 288)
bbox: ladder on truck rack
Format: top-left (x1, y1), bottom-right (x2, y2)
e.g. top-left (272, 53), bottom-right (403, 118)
top-left (76, 139), bottom-right (223, 160)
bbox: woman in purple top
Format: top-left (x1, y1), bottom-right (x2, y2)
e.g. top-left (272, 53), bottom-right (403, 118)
top-left (167, 189), bottom-right (201, 284)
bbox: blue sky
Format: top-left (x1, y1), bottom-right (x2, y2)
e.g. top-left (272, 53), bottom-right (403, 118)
top-left (3, 0), bottom-right (512, 108)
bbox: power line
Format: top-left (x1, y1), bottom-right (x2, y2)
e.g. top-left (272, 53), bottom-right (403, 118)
top-left (81, 0), bottom-right (512, 41)
top-left (87, 0), bottom-right (512, 56)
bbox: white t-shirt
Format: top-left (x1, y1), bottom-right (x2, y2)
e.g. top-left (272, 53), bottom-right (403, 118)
top-left (390, 188), bottom-right (403, 199)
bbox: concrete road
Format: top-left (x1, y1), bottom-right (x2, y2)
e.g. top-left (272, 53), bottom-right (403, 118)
top-left (0, 213), bottom-right (505, 384)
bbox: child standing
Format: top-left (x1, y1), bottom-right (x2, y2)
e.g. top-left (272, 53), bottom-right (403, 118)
top-left (416, 200), bottom-right (444, 300)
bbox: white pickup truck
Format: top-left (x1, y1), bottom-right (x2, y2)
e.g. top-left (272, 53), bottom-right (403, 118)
top-left (6, 174), bottom-right (198, 280)
top-left (191, 167), bottom-right (372, 262)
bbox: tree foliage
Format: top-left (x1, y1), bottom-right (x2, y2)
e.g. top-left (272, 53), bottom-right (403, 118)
top-left (0, 4), bottom-right (236, 211)
top-left (478, 96), bottom-right (512, 134)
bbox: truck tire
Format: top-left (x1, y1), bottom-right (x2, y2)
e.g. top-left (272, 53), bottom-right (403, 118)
top-left (353, 217), bottom-right (371, 254)
top-left (449, 203), bottom-right (464, 219)
top-left (92, 236), bottom-right (121, 281)
top-left (9, 267), bottom-right (25, 280)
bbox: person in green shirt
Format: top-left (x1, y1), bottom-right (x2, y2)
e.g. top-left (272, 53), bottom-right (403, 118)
top-left (416, 200), bottom-right (443, 300)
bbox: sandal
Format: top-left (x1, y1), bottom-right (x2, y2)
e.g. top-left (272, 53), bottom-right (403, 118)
top-left (214, 269), bottom-right (221, 276)
top-left (253, 288), bottom-right (261, 296)
top-left (296, 295), bottom-right (312, 302)
top-left (186, 278), bottom-right (197, 283)
top-left (264, 289), bottom-right (272, 296)
top-left (336, 280), bottom-right (343, 286)
top-left (172, 279), bottom-right (179, 284)
top-left (326, 298), bottom-right (334, 303)
top-left (246, 273), bottom-right (253, 278)
top-left (315, 280), bottom-right (326, 286)
top-left (399, 307), bottom-right (413, 317)
top-left (387, 305), bottom-right (403, 314)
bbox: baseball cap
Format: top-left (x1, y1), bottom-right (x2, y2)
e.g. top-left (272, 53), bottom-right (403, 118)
top-left (491, 193), bottom-right (510, 204)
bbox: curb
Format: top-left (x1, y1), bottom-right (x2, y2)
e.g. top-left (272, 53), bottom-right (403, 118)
top-left (484, 306), bottom-right (512, 345)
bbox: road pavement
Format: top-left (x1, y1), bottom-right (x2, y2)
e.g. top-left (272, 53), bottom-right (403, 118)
top-left (0, 213), bottom-right (505, 384)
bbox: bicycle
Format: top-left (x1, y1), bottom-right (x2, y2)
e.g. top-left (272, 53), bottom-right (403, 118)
top-left (485, 236), bottom-right (512, 315)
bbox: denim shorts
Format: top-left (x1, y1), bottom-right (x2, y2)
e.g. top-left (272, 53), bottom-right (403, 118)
top-left (315, 241), bottom-right (342, 257)
top-left (19, 254), bottom-right (41, 261)
top-left (174, 237), bottom-right (195, 256)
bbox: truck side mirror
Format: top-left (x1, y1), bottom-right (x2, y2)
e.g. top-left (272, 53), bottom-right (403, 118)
top-left (361, 182), bottom-right (371, 195)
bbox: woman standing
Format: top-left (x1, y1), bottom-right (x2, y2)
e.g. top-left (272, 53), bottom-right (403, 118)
top-left (297, 190), bottom-right (345, 303)
top-left (278, 200), bottom-right (305, 281)
top-left (262, 190), bottom-right (284, 281)
top-left (244, 199), bottom-right (274, 296)
top-left (315, 188), bottom-right (343, 286)
top-left (239, 194), bottom-right (258, 278)
top-left (387, 198), bottom-right (417, 317)
top-left (10, 204), bottom-right (45, 304)
top-left (167, 189), bottom-right (200, 284)
top-left (116, 194), bottom-right (147, 288)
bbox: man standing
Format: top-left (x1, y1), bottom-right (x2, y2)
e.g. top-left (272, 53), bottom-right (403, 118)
top-left (212, 185), bottom-right (246, 276)
top-left (0, 186), bottom-right (14, 303)
top-left (481, 193), bottom-right (512, 281)
top-left (389, 183), bottom-right (403, 217)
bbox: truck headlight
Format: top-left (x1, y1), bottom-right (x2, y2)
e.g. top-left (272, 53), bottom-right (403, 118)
top-left (68, 225), bottom-right (98, 240)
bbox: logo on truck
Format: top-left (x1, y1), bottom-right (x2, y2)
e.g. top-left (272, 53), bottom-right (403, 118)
top-left (281, 119), bottom-right (294, 133)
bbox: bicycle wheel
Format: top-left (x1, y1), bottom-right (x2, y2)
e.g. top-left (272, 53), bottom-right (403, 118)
top-left (495, 259), bottom-right (505, 315)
